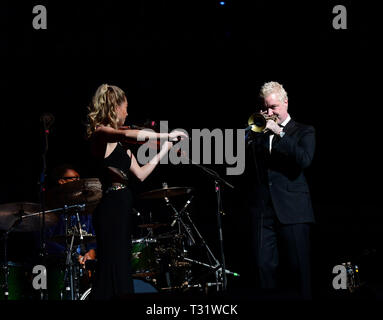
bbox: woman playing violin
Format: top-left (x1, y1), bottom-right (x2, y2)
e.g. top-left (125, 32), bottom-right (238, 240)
top-left (86, 83), bottom-right (186, 299)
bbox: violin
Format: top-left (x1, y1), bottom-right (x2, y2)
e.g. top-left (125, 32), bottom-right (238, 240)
top-left (118, 125), bottom-right (161, 148)
top-left (118, 125), bottom-right (186, 155)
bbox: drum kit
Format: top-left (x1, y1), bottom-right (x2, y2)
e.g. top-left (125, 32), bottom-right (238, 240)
top-left (0, 179), bottom-right (101, 301)
top-left (0, 178), bottom-right (239, 300)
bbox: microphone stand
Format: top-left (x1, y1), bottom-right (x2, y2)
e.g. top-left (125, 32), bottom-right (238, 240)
top-left (246, 131), bottom-right (269, 249)
top-left (38, 113), bottom-right (53, 300)
top-left (180, 155), bottom-right (234, 292)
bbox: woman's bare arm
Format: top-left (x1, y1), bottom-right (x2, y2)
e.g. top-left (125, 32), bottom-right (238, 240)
top-left (93, 125), bottom-right (172, 144)
top-left (128, 142), bottom-right (172, 182)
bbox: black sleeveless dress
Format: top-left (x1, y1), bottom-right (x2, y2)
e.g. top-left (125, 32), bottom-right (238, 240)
top-left (91, 143), bottom-right (134, 299)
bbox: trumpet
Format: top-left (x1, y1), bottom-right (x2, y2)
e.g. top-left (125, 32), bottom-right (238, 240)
top-left (247, 113), bottom-right (278, 133)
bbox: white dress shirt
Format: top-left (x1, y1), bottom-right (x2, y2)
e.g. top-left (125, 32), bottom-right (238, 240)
top-left (269, 114), bottom-right (291, 153)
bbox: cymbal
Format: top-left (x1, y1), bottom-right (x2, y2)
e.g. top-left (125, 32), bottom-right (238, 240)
top-left (138, 223), bottom-right (168, 229)
top-left (46, 178), bottom-right (102, 214)
top-left (139, 187), bottom-right (193, 200)
top-left (0, 202), bottom-right (58, 232)
top-left (50, 233), bottom-right (96, 246)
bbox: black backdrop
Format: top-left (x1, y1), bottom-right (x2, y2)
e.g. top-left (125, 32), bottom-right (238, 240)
top-left (1, 1), bottom-right (382, 298)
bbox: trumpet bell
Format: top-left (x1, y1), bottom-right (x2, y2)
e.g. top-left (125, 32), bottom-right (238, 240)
top-left (247, 113), bottom-right (278, 133)
top-left (248, 113), bottom-right (267, 133)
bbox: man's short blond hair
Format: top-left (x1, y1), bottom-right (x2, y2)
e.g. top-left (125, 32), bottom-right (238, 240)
top-left (260, 81), bottom-right (288, 102)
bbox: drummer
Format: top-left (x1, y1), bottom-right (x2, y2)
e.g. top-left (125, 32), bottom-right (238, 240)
top-left (45, 164), bottom-right (96, 265)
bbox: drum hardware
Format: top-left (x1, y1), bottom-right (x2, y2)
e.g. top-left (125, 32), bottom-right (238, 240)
top-left (38, 112), bottom-right (55, 300)
top-left (0, 202), bottom-right (92, 233)
top-left (138, 223), bottom-right (168, 230)
top-left (0, 202), bottom-right (59, 232)
top-left (0, 212), bottom-right (24, 300)
top-left (173, 211), bottom-right (240, 291)
top-left (0, 203), bottom-right (60, 300)
top-left (60, 206), bottom-right (95, 300)
top-left (137, 183), bottom-right (196, 290)
top-left (50, 231), bottom-right (96, 247)
top-left (137, 180), bottom-right (239, 292)
top-left (183, 257), bottom-right (239, 278)
top-left (164, 195), bottom-right (196, 247)
top-left (0, 202), bottom-right (94, 300)
top-left (146, 231), bottom-right (173, 241)
top-left (171, 201), bottom-right (229, 292)
top-left (178, 155), bottom-right (236, 292)
top-left (131, 237), bottom-right (160, 278)
top-left (342, 262), bottom-right (361, 293)
top-left (45, 178), bottom-right (102, 215)
top-left (139, 186), bottom-right (193, 200)
top-left (62, 219), bottom-right (78, 300)
top-left (0, 262), bottom-right (29, 300)
top-left (132, 237), bottom-right (157, 244)
top-left (157, 185), bottom-right (195, 290)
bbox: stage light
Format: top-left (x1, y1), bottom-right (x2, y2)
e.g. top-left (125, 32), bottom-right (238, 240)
top-left (219, 1), bottom-right (225, 6)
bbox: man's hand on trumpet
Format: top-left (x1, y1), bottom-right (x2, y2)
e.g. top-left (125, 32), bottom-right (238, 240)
top-left (265, 119), bottom-right (282, 135)
top-left (259, 110), bottom-right (282, 135)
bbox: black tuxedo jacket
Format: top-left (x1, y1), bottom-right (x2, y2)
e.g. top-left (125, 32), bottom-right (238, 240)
top-left (246, 119), bottom-right (315, 224)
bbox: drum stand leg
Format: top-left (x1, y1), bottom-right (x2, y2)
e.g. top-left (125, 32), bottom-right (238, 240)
top-left (181, 208), bottom-right (240, 292)
top-left (63, 232), bottom-right (75, 300)
top-left (181, 209), bottom-right (222, 291)
top-left (62, 211), bottom-right (82, 300)
top-left (161, 194), bottom-right (240, 293)
top-left (163, 195), bottom-right (222, 291)
top-left (163, 196), bottom-right (196, 288)
top-left (1, 232), bottom-right (10, 300)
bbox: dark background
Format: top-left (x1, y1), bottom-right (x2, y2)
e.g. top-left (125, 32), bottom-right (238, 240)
top-left (1, 1), bottom-right (382, 298)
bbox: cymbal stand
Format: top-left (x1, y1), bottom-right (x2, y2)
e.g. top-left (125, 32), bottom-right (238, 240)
top-left (179, 155), bottom-right (235, 291)
top-left (163, 195), bottom-right (196, 252)
top-left (156, 183), bottom-right (194, 289)
top-left (184, 207), bottom-right (240, 270)
top-left (0, 211), bottom-right (23, 300)
top-left (38, 114), bottom-right (53, 300)
top-left (62, 206), bottom-right (82, 300)
top-left (177, 202), bottom-right (239, 291)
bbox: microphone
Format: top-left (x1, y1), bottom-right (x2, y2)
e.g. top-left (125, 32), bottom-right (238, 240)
top-left (40, 112), bottom-right (55, 129)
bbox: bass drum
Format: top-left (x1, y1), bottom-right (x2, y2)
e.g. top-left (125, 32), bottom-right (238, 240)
top-left (0, 262), bottom-right (29, 300)
top-left (80, 279), bottom-right (158, 300)
top-left (131, 237), bottom-right (158, 275)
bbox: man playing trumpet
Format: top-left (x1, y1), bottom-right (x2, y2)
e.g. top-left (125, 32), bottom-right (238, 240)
top-left (245, 81), bottom-right (316, 299)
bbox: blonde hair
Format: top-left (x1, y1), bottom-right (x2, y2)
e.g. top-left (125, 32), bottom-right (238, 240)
top-left (86, 84), bottom-right (126, 138)
top-left (260, 81), bottom-right (288, 102)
